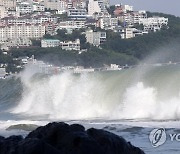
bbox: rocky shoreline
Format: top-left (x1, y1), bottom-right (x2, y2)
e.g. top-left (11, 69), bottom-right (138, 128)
top-left (0, 122), bottom-right (145, 154)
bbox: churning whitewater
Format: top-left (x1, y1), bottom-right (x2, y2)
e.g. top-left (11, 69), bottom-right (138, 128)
top-left (0, 64), bottom-right (178, 121)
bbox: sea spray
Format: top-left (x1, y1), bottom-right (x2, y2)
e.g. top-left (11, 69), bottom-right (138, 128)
top-left (8, 64), bottom-right (180, 120)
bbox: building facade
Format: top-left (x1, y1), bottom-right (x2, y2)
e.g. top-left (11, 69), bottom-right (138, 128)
top-left (41, 39), bottom-right (60, 47)
top-left (60, 39), bottom-right (80, 51)
top-left (16, 2), bottom-right (33, 15)
top-left (68, 8), bottom-right (87, 20)
top-left (43, 0), bottom-right (66, 13)
top-left (0, 6), bottom-right (8, 19)
top-left (0, 24), bottom-right (45, 43)
top-left (139, 16), bottom-right (168, 32)
top-left (0, 0), bottom-right (16, 9)
top-left (85, 30), bottom-right (106, 46)
top-left (88, 0), bottom-right (101, 16)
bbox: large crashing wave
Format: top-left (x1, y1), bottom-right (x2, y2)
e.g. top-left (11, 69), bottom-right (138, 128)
top-left (9, 64), bottom-right (180, 120)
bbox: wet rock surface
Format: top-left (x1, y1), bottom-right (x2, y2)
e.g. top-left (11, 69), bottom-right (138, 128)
top-left (0, 122), bottom-right (145, 154)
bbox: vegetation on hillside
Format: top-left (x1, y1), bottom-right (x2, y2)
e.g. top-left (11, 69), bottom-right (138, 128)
top-left (0, 12), bottom-right (180, 72)
top-left (103, 12), bottom-right (180, 60)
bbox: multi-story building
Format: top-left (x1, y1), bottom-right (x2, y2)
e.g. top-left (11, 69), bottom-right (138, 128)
top-left (118, 10), bottom-right (147, 26)
top-left (0, 38), bottom-right (32, 50)
top-left (16, 2), bottom-right (33, 15)
top-left (0, 24), bottom-right (45, 43)
top-left (33, 3), bottom-right (45, 12)
top-left (0, 14), bottom-right (58, 25)
top-left (132, 11), bottom-right (147, 24)
top-left (60, 39), bottom-right (80, 51)
top-left (139, 16), bottom-right (168, 32)
top-left (98, 17), bottom-right (118, 30)
top-left (85, 30), bottom-right (106, 46)
top-left (70, 0), bottom-right (87, 9)
top-left (0, 6), bottom-right (8, 19)
top-left (45, 23), bottom-right (59, 35)
top-left (41, 39), bottom-right (81, 51)
top-left (7, 9), bottom-right (20, 17)
top-left (122, 5), bottom-right (133, 13)
top-left (88, 0), bottom-right (107, 16)
top-left (59, 20), bottom-right (85, 30)
top-left (0, 0), bottom-right (16, 9)
top-left (43, 0), bottom-right (66, 13)
top-left (68, 8), bottom-right (87, 20)
top-left (120, 28), bottom-right (134, 39)
top-left (41, 39), bottom-right (60, 47)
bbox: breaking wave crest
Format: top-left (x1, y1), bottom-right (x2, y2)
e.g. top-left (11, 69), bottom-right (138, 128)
top-left (4, 64), bottom-right (180, 120)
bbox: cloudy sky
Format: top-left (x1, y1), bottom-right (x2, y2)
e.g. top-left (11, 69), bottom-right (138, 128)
top-left (110, 0), bottom-right (180, 17)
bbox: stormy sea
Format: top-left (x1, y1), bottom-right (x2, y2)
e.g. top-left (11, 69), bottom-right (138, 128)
top-left (1, 64), bottom-right (180, 153)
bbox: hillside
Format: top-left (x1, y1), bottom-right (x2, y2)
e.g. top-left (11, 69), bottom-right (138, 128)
top-left (1, 12), bottom-right (180, 72)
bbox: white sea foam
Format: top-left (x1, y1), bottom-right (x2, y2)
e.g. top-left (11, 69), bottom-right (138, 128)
top-left (10, 64), bottom-right (180, 121)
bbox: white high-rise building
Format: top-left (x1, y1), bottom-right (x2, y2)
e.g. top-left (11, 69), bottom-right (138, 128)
top-left (122, 5), bottom-right (133, 12)
top-left (0, 0), bottom-right (16, 9)
top-left (16, 2), bottom-right (33, 14)
top-left (0, 6), bottom-right (8, 19)
top-left (43, 0), bottom-right (66, 13)
top-left (88, 0), bottom-right (101, 16)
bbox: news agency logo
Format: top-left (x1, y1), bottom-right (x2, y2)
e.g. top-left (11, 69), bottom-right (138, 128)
top-left (149, 128), bottom-right (166, 147)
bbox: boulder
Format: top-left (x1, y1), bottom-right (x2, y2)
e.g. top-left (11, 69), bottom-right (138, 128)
top-left (0, 122), bottom-right (145, 154)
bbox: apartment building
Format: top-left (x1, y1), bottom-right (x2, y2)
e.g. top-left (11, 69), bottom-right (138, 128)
top-left (45, 23), bottom-right (59, 35)
top-left (41, 39), bottom-right (81, 51)
top-left (59, 20), bottom-right (85, 30)
top-left (139, 16), bottom-right (168, 32)
top-left (41, 39), bottom-right (60, 47)
top-left (7, 9), bottom-right (20, 17)
top-left (43, 0), bottom-right (66, 13)
top-left (0, 6), bottom-right (8, 19)
top-left (69, 0), bottom-right (87, 9)
top-left (132, 11), bottom-right (147, 24)
top-left (88, 0), bottom-right (101, 16)
top-left (85, 30), bottom-right (106, 46)
top-left (120, 28), bottom-right (134, 39)
top-left (117, 10), bottom-right (147, 26)
top-left (98, 17), bottom-right (118, 30)
top-left (60, 39), bottom-right (80, 51)
top-left (0, 24), bottom-right (45, 43)
top-left (1, 38), bottom-right (32, 50)
top-left (16, 2), bottom-right (33, 15)
top-left (122, 5), bottom-right (133, 13)
top-left (0, 14), bottom-right (58, 25)
top-left (68, 8), bottom-right (87, 20)
top-left (33, 3), bottom-right (45, 12)
top-left (0, 0), bottom-right (16, 9)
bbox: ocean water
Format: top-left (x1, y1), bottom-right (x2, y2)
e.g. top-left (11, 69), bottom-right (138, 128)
top-left (1, 64), bottom-right (180, 153)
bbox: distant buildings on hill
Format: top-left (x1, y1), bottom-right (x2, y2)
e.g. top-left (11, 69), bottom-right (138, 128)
top-left (0, 0), bottom-right (169, 51)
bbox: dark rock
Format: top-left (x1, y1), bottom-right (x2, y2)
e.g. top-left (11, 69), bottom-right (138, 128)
top-left (15, 138), bottom-right (61, 154)
top-left (0, 136), bottom-right (5, 142)
top-left (0, 122), bottom-right (145, 154)
top-left (87, 128), bottom-right (144, 154)
top-left (0, 135), bottom-right (23, 154)
top-left (69, 124), bottom-right (85, 132)
top-left (26, 122), bottom-right (70, 148)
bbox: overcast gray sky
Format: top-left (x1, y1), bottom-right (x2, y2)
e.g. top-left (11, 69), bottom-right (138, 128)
top-left (110, 0), bottom-right (180, 17)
